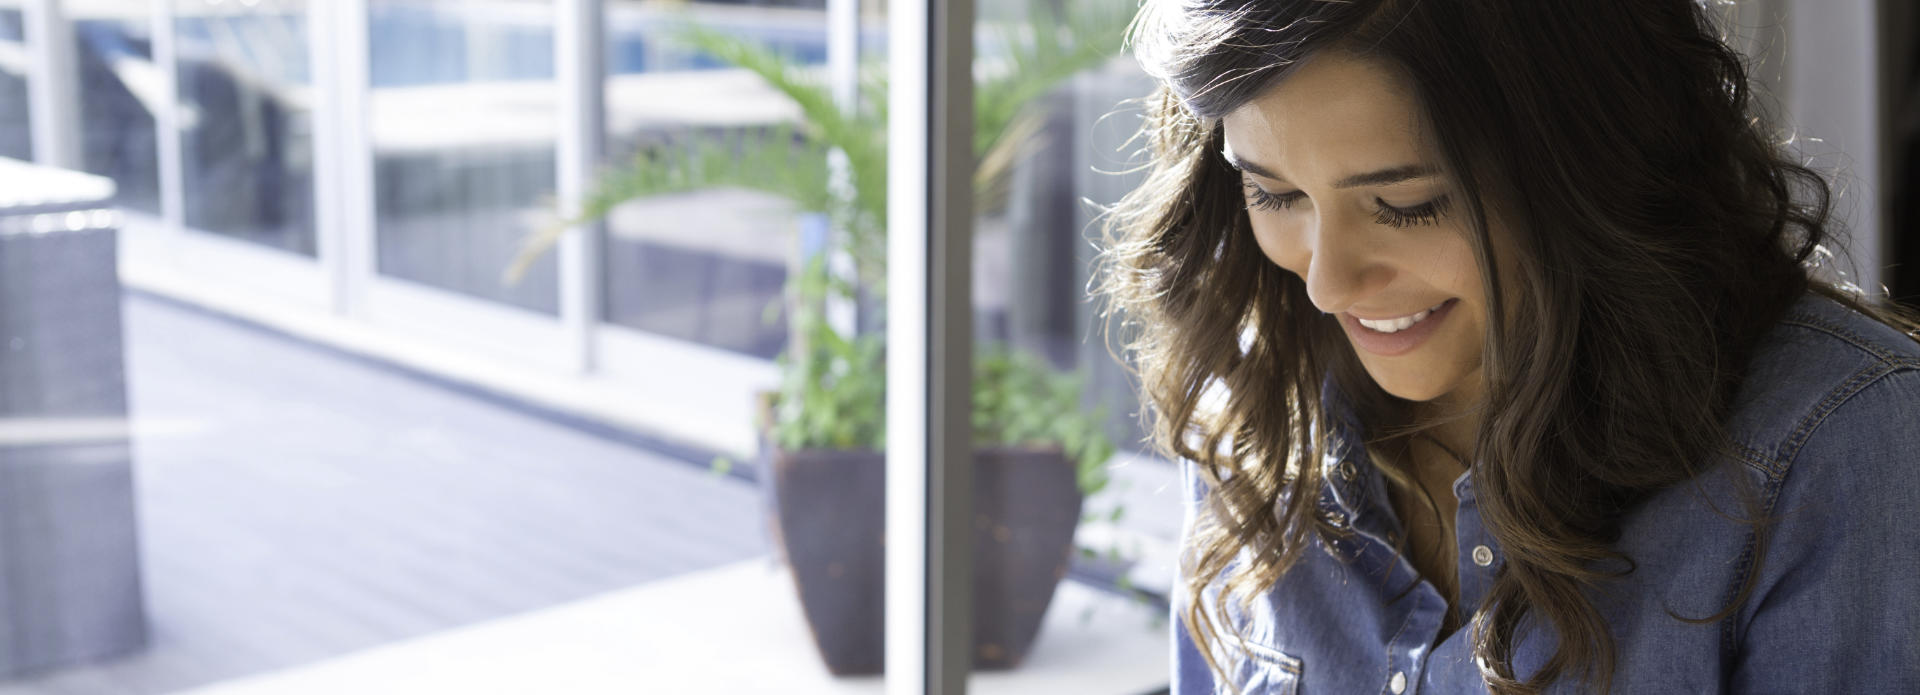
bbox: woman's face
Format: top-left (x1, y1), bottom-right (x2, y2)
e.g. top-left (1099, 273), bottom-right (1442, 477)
top-left (1221, 50), bottom-right (1489, 405)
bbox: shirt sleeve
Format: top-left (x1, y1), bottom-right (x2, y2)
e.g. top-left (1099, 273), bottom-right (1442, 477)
top-left (1170, 456), bottom-right (1222, 694)
top-left (1729, 368), bottom-right (1920, 692)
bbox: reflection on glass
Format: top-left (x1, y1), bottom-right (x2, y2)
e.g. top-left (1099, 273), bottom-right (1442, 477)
top-left (173, 0), bottom-right (317, 256)
top-left (370, 0), bottom-right (558, 314)
top-left (597, 1), bottom-right (839, 359)
top-left (967, 0), bottom-right (1172, 686)
top-left (73, 5), bottom-right (161, 213)
top-left (0, 4), bottom-right (28, 161)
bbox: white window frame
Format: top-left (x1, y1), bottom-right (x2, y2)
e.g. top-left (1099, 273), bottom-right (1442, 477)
top-left (22, 0), bottom-right (80, 169)
top-left (886, 0), bottom-right (974, 692)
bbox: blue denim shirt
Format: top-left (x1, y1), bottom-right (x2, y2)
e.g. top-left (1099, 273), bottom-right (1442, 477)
top-left (1171, 292), bottom-right (1920, 694)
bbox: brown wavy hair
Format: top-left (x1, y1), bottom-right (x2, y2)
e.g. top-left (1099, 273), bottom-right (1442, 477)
top-left (1092, 1), bottom-right (1920, 693)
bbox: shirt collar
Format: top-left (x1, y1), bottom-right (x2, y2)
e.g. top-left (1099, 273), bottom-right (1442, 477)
top-left (1318, 373), bottom-right (1375, 518)
top-left (1320, 373), bottom-right (1482, 516)
top-left (1451, 468), bottom-right (1477, 505)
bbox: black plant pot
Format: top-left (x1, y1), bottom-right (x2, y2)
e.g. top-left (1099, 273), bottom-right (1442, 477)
top-left (755, 399), bottom-right (1084, 675)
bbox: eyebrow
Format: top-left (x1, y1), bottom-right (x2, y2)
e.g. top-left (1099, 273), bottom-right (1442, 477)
top-left (1221, 148), bottom-right (1438, 189)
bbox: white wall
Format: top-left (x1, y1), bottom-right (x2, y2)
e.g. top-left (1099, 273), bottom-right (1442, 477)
top-left (1723, 0), bottom-right (1891, 294)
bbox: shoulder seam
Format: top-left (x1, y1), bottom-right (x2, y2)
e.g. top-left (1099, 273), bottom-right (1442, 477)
top-left (1728, 442), bottom-right (1775, 478)
top-left (1725, 360), bottom-right (1918, 658)
top-left (1771, 360), bottom-right (1918, 475)
top-left (1720, 459), bottom-right (1788, 668)
top-left (1778, 310), bottom-right (1920, 367)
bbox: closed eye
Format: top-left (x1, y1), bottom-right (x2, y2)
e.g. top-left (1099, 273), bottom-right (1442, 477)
top-left (1242, 176), bottom-right (1304, 212)
top-left (1241, 172), bottom-right (1453, 227)
top-left (1372, 196), bottom-right (1453, 228)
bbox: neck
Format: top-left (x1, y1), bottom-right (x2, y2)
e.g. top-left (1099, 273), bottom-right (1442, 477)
top-left (1417, 372), bottom-right (1485, 467)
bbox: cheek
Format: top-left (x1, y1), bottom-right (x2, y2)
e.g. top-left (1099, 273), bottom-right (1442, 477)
top-left (1418, 225), bottom-right (1484, 299)
top-left (1247, 217), bottom-right (1308, 277)
top-left (1434, 239), bottom-right (1482, 296)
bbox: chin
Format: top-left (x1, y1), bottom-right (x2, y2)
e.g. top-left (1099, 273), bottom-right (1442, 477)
top-left (1378, 382), bottom-right (1451, 403)
top-left (1363, 366), bottom-right (1456, 403)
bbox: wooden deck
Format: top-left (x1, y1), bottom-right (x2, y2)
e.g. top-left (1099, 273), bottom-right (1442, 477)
top-left (0, 294), bottom-right (766, 694)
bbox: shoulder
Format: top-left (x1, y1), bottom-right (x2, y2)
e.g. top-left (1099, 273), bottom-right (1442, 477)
top-left (1721, 291), bottom-right (1920, 480)
top-left (1721, 294), bottom-right (1920, 687)
top-left (1719, 290), bottom-right (1920, 607)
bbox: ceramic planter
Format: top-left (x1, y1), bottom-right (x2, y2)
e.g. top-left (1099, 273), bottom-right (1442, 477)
top-left (755, 396), bottom-right (1084, 675)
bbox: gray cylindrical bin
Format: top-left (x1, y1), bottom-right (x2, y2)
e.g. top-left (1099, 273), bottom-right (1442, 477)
top-left (0, 156), bottom-right (149, 677)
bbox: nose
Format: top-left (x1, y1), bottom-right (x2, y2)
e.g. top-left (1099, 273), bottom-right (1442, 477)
top-left (1300, 211), bottom-right (1393, 315)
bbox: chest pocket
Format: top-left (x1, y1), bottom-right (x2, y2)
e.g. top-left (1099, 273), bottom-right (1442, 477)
top-left (1227, 641), bottom-right (1302, 695)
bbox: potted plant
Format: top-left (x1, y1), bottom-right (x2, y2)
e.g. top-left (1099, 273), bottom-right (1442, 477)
top-left (509, 1), bottom-right (1134, 674)
top-left (752, 335), bottom-right (1117, 673)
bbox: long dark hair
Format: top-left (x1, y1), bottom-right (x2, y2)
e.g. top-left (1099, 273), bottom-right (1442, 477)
top-left (1094, 1), bottom-right (1920, 693)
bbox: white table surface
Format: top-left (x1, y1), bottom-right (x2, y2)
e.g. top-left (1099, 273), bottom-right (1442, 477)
top-left (0, 157), bottom-right (117, 215)
top-left (180, 557), bottom-right (1171, 695)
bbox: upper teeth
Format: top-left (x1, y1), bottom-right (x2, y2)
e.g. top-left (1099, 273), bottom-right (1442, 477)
top-left (1357, 302), bottom-right (1448, 334)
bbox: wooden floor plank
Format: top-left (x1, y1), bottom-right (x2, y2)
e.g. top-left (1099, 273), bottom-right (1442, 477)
top-left (0, 294), bottom-right (766, 694)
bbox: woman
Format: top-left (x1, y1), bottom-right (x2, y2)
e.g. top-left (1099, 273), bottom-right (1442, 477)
top-left (1093, 1), bottom-right (1920, 693)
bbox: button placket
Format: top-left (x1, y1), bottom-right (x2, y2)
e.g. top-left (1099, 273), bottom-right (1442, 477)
top-left (1380, 560), bottom-right (1444, 695)
top-left (1451, 477), bottom-right (1501, 627)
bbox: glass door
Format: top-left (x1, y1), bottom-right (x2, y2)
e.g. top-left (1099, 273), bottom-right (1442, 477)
top-left (173, 0), bottom-right (317, 257)
top-left (146, 0), bottom-right (332, 314)
top-left (359, 0), bottom-right (570, 371)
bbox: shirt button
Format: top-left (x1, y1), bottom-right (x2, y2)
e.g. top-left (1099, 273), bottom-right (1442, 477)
top-left (1338, 461), bottom-right (1357, 481)
top-left (1389, 670), bottom-right (1408, 694)
top-left (1472, 545), bottom-right (1494, 567)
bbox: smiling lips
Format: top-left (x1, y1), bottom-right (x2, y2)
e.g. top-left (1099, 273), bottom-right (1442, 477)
top-left (1354, 300), bottom-right (1451, 333)
top-left (1340, 298), bottom-right (1457, 356)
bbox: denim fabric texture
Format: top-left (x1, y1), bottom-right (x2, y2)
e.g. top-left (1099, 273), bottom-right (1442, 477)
top-left (1170, 291), bottom-right (1920, 694)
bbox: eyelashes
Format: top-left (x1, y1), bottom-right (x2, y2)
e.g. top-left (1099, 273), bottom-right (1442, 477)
top-left (1373, 195), bottom-right (1453, 228)
top-left (1242, 178), bottom-right (1303, 213)
top-left (1241, 174), bottom-right (1453, 228)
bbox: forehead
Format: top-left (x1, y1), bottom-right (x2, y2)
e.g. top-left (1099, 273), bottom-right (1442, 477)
top-left (1219, 51), bottom-right (1436, 178)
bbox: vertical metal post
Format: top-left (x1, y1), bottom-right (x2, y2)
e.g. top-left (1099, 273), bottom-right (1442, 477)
top-left (311, 0), bottom-right (354, 315)
top-left (886, 0), bottom-right (973, 693)
top-left (557, 0), bottom-right (605, 373)
top-left (150, 0), bottom-right (185, 239)
top-left (339, 0), bottom-right (375, 317)
top-left (824, 0), bottom-right (860, 338)
top-left (828, 0), bottom-right (859, 109)
top-left (22, 0), bottom-right (80, 170)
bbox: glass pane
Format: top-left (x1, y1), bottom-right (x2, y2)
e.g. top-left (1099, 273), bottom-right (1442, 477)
top-left (370, 0), bottom-right (558, 314)
top-left (597, 1), bottom-right (838, 359)
top-left (73, 3), bottom-right (161, 213)
top-left (0, 3), bottom-right (28, 161)
top-left (590, 1), bottom-right (912, 690)
top-left (174, 0), bottom-right (316, 255)
top-left (174, 0), bottom-right (318, 256)
top-left (968, 0), bottom-right (1172, 688)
